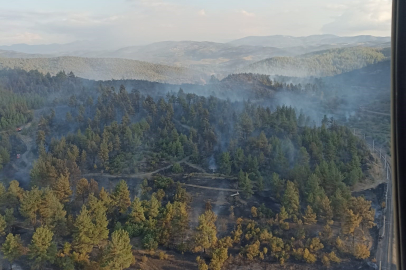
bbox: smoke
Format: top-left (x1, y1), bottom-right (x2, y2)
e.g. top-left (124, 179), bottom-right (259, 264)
top-left (208, 155), bottom-right (217, 173)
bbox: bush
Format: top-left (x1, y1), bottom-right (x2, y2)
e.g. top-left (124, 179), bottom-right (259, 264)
top-left (172, 163), bottom-right (184, 173)
top-left (153, 175), bottom-right (174, 190)
top-left (329, 251), bottom-right (341, 263)
top-left (142, 234), bottom-right (158, 251)
top-left (322, 255), bottom-right (330, 267)
top-left (159, 251), bottom-right (169, 260)
top-left (124, 223), bottom-right (144, 238)
top-left (141, 256), bottom-right (148, 263)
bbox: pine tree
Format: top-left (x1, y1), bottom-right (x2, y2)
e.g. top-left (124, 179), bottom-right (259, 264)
top-left (0, 214), bottom-right (6, 236)
top-left (112, 180), bottom-right (131, 214)
top-left (80, 150), bottom-right (87, 170)
top-left (342, 209), bottom-right (362, 248)
top-left (99, 187), bottom-right (113, 212)
top-left (172, 201), bottom-right (189, 248)
top-left (196, 256), bottom-right (209, 270)
top-left (219, 152), bottom-right (231, 175)
top-left (99, 141), bottom-right (110, 170)
top-left (233, 147), bottom-right (245, 171)
top-left (66, 112), bottom-right (73, 122)
top-left (0, 182), bottom-right (6, 204)
top-left (282, 181), bottom-right (300, 215)
top-left (270, 173), bottom-right (285, 199)
top-left (194, 210), bottom-right (218, 253)
top-left (7, 180), bottom-right (23, 208)
top-left (39, 189), bottom-right (67, 232)
top-left (354, 243), bottom-right (370, 259)
top-left (318, 195), bottom-right (333, 222)
top-left (89, 178), bottom-right (99, 195)
top-left (305, 174), bottom-right (324, 207)
top-left (129, 197), bottom-right (146, 224)
top-left (4, 208), bottom-right (15, 233)
top-left (257, 131), bottom-right (268, 150)
top-left (239, 112), bottom-right (253, 140)
top-left (238, 172), bottom-right (253, 198)
top-left (19, 187), bottom-right (42, 228)
top-left (28, 226), bottom-right (57, 269)
top-left (52, 173), bottom-right (72, 204)
top-left (303, 205), bottom-right (317, 225)
top-left (158, 202), bottom-right (174, 246)
top-left (1, 233), bottom-right (25, 269)
top-left (209, 246), bottom-right (228, 270)
top-left (72, 205), bottom-right (95, 261)
top-left (102, 229), bottom-right (135, 270)
top-left (279, 206), bottom-right (289, 222)
top-left (87, 194), bottom-right (109, 248)
top-left (331, 189), bottom-right (347, 219)
top-left (55, 242), bottom-right (75, 270)
top-left (350, 196), bottom-right (376, 231)
top-left (76, 178), bottom-right (89, 204)
top-left (147, 194), bottom-right (160, 219)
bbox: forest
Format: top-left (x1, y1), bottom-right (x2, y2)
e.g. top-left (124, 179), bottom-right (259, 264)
top-left (0, 69), bottom-right (381, 270)
top-left (244, 47), bottom-right (389, 77)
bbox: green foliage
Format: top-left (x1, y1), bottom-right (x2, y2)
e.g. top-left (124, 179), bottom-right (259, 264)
top-left (219, 152), bottom-right (232, 175)
top-left (238, 170), bottom-right (253, 198)
top-left (172, 163), bottom-right (184, 173)
top-left (246, 47), bottom-right (387, 77)
top-left (0, 89), bottom-right (38, 131)
top-left (194, 210), bottom-right (218, 253)
top-left (154, 175), bottom-right (174, 190)
top-left (28, 226), bottom-right (57, 269)
top-left (102, 229), bottom-right (135, 270)
top-left (1, 233), bottom-right (25, 265)
top-left (112, 180), bottom-right (131, 214)
top-left (282, 181), bottom-right (300, 215)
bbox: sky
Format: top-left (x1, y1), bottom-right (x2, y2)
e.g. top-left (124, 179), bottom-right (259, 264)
top-left (0, 0), bottom-right (392, 48)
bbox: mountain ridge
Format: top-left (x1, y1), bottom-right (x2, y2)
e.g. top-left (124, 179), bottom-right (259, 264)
top-left (0, 56), bottom-right (208, 84)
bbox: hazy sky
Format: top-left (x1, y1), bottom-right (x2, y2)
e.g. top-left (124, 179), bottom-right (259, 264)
top-left (0, 0), bottom-right (392, 47)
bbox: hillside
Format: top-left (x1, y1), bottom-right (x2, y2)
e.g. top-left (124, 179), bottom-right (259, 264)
top-left (241, 46), bottom-right (389, 77)
top-left (98, 41), bottom-right (289, 72)
top-left (0, 50), bottom-right (50, 59)
top-left (0, 56), bottom-right (207, 84)
top-left (229, 34), bottom-right (390, 48)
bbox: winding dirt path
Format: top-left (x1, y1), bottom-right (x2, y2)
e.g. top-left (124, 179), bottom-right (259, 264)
top-left (359, 106), bottom-right (390, 117)
top-left (183, 184), bottom-right (239, 192)
top-left (183, 161), bottom-right (207, 173)
top-left (82, 155), bottom-right (191, 179)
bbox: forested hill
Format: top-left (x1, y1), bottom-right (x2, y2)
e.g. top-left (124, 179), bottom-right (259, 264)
top-left (241, 47), bottom-right (389, 77)
top-left (0, 56), bottom-right (207, 84)
top-left (325, 59), bottom-right (390, 88)
top-left (0, 66), bottom-right (381, 270)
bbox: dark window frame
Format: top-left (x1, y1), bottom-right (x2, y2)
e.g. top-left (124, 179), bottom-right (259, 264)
top-left (392, 0), bottom-right (406, 269)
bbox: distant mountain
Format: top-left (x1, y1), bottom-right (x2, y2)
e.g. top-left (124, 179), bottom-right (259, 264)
top-left (0, 41), bottom-right (110, 55)
top-left (0, 35), bottom-right (391, 77)
top-left (228, 34), bottom-right (390, 48)
top-left (0, 50), bottom-right (50, 58)
top-left (0, 56), bottom-right (207, 84)
top-left (96, 41), bottom-right (291, 74)
top-left (240, 47), bottom-right (389, 77)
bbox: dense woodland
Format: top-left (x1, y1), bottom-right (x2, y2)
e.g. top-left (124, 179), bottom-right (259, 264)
top-left (244, 47), bottom-right (389, 77)
top-left (0, 69), bottom-right (380, 270)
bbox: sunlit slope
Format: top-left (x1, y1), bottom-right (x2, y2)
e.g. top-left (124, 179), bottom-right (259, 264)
top-left (0, 56), bottom-right (207, 84)
top-left (241, 47), bottom-right (389, 77)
